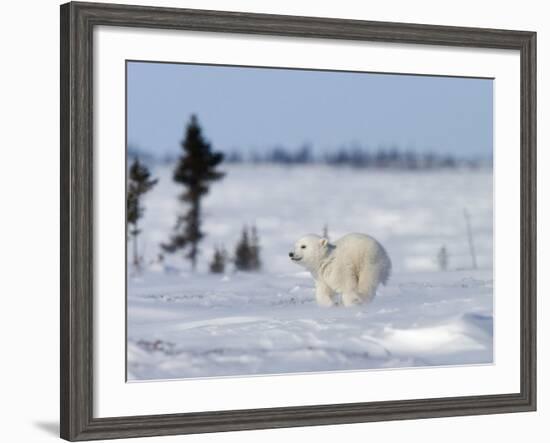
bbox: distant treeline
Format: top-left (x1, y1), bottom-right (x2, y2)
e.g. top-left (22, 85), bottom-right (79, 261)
top-left (130, 145), bottom-right (491, 170)
top-left (225, 146), bottom-right (491, 170)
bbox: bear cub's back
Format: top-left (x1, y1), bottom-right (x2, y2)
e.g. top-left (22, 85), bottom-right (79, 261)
top-left (334, 233), bottom-right (391, 283)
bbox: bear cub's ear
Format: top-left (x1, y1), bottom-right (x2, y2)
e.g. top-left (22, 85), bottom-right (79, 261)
top-left (319, 238), bottom-right (329, 247)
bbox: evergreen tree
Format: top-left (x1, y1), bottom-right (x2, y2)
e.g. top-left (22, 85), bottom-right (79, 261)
top-left (437, 245), bottom-right (449, 271)
top-left (250, 225), bottom-right (261, 271)
top-left (127, 157), bottom-right (158, 268)
top-left (322, 224), bottom-right (329, 240)
top-left (209, 245), bottom-right (227, 274)
top-left (234, 226), bottom-right (252, 271)
top-left (162, 115), bottom-right (224, 270)
top-left (234, 225), bottom-right (261, 271)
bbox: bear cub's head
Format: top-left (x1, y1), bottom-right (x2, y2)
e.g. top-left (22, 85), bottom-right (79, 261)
top-left (289, 234), bottom-right (331, 271)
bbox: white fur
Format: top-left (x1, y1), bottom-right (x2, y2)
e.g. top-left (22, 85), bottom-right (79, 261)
top-left (289, 233), bottom-right (391, 307)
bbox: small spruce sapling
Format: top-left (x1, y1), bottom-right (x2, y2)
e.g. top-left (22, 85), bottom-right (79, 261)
top-left (209, 246), bottom-right (227, 274)
top-left (322, 224), bottom-right (329, 240)
top-left (127, 157), bottom-right (158, 269)
top-left (437, 245), bottom-right (449, 271)
top-left (250, 225), bottom-right (262, 271)
top-left (234, 226), bottom-right (253, 271)
top-left (234, 225), bottom-right (262, 271)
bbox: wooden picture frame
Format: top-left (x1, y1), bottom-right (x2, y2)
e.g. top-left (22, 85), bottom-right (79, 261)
top-left (60, 1), bottom-right (536, 440)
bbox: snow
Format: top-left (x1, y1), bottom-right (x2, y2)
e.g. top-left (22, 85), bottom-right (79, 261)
top-left (127, 164), bottom-right (493, 380)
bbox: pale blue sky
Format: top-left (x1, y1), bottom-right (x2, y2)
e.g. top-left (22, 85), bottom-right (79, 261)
top-left (127, 61), bottom-right (493, 158)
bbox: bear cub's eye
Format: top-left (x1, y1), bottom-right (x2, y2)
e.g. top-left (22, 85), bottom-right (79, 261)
top-left (301, 245), bottom-right (306, 249)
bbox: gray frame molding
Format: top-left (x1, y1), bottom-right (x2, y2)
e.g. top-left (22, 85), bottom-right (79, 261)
top-left (60, 2), bottom-right (536, 441)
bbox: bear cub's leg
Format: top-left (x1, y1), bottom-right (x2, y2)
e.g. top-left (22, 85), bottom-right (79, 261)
top-left (315, 280), bottom-right (335, 307)
top-left (342, 291), bottom-right (362, 306)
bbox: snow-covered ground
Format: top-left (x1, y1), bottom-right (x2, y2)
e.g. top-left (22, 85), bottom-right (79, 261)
top-left (128, 164), bottom-right (493, 380)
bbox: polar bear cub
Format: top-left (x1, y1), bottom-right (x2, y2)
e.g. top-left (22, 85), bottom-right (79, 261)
top-left (289, 233), bottom-right (391, 307)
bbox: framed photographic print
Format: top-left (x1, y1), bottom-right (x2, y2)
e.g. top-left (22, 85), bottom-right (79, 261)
top-left (60, 1), bottom-right (536, 441)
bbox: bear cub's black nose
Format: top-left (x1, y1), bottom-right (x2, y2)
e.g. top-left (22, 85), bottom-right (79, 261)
top-left (289, 252), bottom-right (294, 258)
